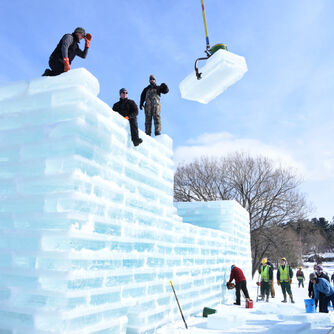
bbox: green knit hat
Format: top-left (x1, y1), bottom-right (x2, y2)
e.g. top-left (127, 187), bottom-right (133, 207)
top-left (74, 27), bottom-right (86, 36)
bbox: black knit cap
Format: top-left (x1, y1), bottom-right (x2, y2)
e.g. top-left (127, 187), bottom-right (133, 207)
top-left (74, 27), bottom-right (86, 36)
top-left (119, 88), bottom-right (127, 94)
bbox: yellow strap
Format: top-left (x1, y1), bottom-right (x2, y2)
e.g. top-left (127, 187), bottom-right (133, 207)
top-left (201, 0), bottom-right (210, 48)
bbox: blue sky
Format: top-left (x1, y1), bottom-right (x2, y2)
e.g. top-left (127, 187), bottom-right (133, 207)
top-left (0, 0), bottom-right (333, 221)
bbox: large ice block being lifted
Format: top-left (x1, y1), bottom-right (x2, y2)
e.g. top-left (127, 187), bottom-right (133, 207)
top-left (179, 49), bottom-right (248, 104)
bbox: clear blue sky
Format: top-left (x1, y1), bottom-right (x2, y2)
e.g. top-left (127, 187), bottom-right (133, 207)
top-left (0, 0), bottom-right (333, 221)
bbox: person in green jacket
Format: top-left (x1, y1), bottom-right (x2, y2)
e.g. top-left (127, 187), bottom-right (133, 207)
top-left (258, 258), bottom-right (273, 302)
top-left (277, 257), bottom-right (294, 303)
top-left (296, 266), bottom-right (305, 288)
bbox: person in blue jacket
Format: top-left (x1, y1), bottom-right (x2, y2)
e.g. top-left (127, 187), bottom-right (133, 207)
top-left (310, 273), bottom-right (334, 313)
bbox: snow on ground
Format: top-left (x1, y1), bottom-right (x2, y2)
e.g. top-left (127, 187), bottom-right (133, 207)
top-left (158, 264), bottom-right (334, 334)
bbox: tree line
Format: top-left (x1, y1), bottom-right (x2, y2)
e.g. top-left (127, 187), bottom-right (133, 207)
top-left (174, 153), bottom-right (333, 276)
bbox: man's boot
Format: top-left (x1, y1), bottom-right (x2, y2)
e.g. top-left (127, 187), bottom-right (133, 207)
top-left (266, 295), bottom-right (269, 302)
top-left (281, 294), bottom-right (287, 303)
top-left (42, 69), bottom-right (52, 76)
top-left (289, 294), bottom-right (295, 304)
top-left (133, 138), bottom-right (143, 146)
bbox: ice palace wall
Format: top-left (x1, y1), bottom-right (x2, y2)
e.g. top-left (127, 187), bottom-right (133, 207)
top-left (0, 69), bottom-right (251, 334)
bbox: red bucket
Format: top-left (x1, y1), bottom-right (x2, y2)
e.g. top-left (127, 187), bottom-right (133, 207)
top-left (246, 299), bottom-right (253, 308)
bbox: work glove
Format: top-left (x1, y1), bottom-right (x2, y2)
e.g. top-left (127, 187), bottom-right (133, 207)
top-left (160, 82), bottom-right (169, 94)
top-left (269, 280), bottom-right (272, 285)
top-left (84, 33), bottom-right (92, 48)
top-left (124, 116), bottom-right (129, 120)
top-left (63, 57), bottom-right (70, 72)
top-left (308, 292), bottom-right (311, 298)
top-left (140, 105), bottom-right (143, 110)
top-left (289, 279), bottom-right (292, 284)
top-left (277, 280), bottom-right (280, 286)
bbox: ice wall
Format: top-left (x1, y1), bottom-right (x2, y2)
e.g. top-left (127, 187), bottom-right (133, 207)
top-left (0, 69), bottom-right (251, 334)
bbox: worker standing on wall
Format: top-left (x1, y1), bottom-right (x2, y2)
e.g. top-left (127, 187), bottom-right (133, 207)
top-left (140, 75), bottom-right (169, 136)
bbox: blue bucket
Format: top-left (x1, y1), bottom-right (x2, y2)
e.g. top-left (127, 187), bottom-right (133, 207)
top-left (304, 299), bottom-right (316, 313)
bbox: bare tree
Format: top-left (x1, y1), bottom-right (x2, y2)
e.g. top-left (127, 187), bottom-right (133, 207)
top-left (174, 153), bottom-right (310, 275)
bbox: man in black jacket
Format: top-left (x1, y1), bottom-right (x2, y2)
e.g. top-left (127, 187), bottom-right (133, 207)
top-left (140, 75), bottom-right (169, 136)
top-left (42, 27), bottom-right (92, 76)
top-left (113, 88), bottom-right (143, 147)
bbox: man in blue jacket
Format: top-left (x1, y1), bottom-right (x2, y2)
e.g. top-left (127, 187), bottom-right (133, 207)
top-left (310, 273), bottom-right (334, 313)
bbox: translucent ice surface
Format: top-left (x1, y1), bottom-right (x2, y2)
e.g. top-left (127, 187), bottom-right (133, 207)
top-left (0, 69), bottom-right (251, 334)
top-left (179, 49), bottom-right (248, 104)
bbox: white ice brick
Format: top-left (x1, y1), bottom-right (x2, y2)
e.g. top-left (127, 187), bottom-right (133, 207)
top-left (179, 49), bottom-right (247, 104)
top-left (29, 68), bottom-right (100, 96)
top-left (0, 91), bottom-right (53, 114)
top-left (0, 80), bottom-right (28, 102)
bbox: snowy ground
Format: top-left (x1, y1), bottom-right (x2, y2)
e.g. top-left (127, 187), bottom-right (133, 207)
top-left (158, 264), bottom-right (334, 334)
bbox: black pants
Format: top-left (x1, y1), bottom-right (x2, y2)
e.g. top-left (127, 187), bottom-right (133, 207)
top-left (236, 280), bottom-right (250, 304)
top-left (319, 292), bottom-right (327, 313)
top-left (260, 281), bottom-right (270, 298)
top-left (129, 117), bottom-right (140, 143)
top-left (42, 58), bottom-right (64, 77)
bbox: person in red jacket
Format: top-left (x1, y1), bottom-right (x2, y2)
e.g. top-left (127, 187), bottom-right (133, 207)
top-left (227, 265), bottom-right (250, 305)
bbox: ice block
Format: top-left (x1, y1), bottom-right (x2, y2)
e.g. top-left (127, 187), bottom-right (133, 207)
top-left (179, 49), bottom-right (248, 104)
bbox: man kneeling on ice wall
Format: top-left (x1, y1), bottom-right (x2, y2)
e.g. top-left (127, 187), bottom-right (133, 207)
top-left (42, 27), bottom-right (92, 76)
top-left (113, 88), bottom-right (143, 147)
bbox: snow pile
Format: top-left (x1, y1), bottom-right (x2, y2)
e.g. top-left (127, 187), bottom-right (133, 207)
top-left (0, 69), bottom-right (251, 333)
top-left (179, 49), bottom-right (248, 104)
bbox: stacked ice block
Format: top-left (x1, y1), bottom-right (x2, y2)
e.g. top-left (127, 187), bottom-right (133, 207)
top-left (0, 69), bottom-right (251, 334)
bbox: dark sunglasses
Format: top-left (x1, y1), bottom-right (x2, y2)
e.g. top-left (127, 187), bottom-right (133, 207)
top-left (121, 91), bottom-right (128, 94)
